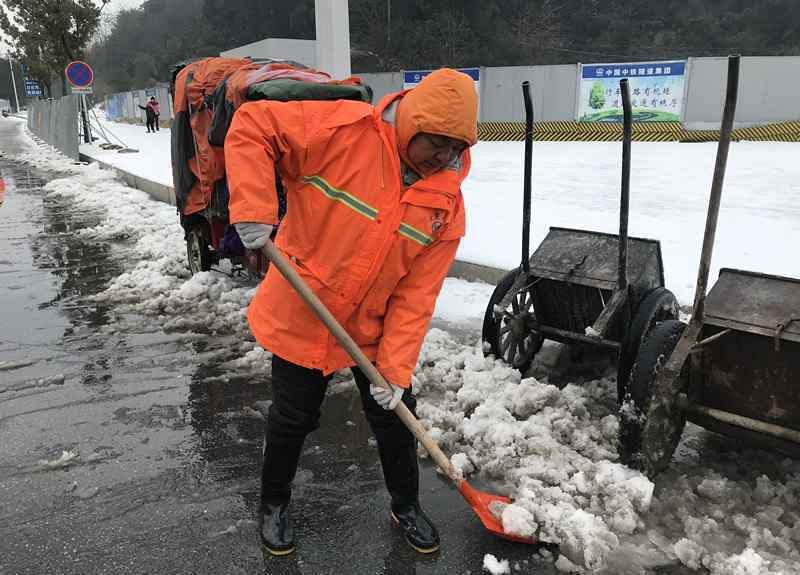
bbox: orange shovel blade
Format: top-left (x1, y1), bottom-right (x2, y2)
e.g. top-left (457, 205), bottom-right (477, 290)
top-left (457, 480), bottom-right (538, 544)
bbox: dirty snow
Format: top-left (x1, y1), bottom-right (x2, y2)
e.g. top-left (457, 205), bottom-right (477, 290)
top-left (38, 449), bottom-right (79, 469)
top-left (584, 326), bottom-right (601, 337)
top-left (483, 553), bottom-right (511, 574)
top-left (500, 503), bottom-right (537, 539)
top-left (18, 123), bottom-right (800, 574)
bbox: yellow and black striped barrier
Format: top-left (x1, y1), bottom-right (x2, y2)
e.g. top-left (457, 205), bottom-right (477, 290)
top-left (477, 120), bottom-right (800, 143)
top-left (731, 121), bottom-right (800, 142)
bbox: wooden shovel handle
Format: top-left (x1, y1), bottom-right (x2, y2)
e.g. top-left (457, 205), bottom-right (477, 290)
top-left (261, 239), bottom-right (461, 484)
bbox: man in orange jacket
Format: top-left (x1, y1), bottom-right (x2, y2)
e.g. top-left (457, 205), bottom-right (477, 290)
top-left (225, 68), bottom-right (477, 556)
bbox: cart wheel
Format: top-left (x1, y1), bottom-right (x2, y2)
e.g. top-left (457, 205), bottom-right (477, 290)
top-left (482, 268), bottom-right (543, 373)
top-left (618, 319), bottom-right (688, 477)
top-left (186, 222), bottom-right (213, 274)
top-left (617, 287), bottom-right (680, 401)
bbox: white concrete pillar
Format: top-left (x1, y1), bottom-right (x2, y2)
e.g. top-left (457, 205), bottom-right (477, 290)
top-left (315, 0), bottom-right (351, 79)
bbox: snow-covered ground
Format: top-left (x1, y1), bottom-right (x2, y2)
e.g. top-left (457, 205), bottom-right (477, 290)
top-left (15, 118), bottom-right (796, 575)
top-left (81, 112), bottom-right (173, 187)
top-left (80, 115), bottom-right (800, 305)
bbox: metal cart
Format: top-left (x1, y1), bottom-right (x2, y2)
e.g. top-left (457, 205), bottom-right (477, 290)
top-left (617, 55), bottom-right (800, 476)
top-left (482, 80), bottom-right (679, 398)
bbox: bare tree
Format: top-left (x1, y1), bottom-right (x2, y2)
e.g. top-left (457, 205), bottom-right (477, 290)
top-left (509, 0), bottom-right (564, 63)
top-left (349, 0), bottom-right (392, 70)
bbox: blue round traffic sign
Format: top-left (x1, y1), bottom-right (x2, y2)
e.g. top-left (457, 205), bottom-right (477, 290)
top-left (65, 61), bottom-right (94, 87)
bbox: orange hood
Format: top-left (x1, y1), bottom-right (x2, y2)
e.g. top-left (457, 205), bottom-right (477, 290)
top-left (394, 68), bottom-right (478, 176)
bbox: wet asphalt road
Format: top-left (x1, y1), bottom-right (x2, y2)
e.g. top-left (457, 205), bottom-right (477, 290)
top-left (0, 121), bottom-right (559, 574)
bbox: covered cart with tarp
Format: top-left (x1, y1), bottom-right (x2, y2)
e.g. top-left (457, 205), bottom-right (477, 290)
top-left (170, 57), bottom-right (372, 276)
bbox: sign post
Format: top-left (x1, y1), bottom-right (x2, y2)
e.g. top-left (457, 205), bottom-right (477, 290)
top-left (8, 59), bottom-right (20, 113)
top-left (65, 61), bottom-right (94, 143)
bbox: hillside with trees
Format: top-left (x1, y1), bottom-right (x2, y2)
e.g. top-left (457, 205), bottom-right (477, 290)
top-left (54, 0), bottom-right (800, 97)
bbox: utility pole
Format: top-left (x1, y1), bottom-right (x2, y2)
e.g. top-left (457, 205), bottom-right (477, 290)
top-left (8, 57), bottom-right (20, 113)
top-left (314, 0), bottom-right (351, 80)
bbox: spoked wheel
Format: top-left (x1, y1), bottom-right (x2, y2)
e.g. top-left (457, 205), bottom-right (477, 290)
top-left (186, 222), bottom-right (213, 274)
top-left (482, 268), bottom-right (543, 373)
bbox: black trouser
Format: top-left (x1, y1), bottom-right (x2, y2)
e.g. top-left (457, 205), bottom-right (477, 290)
top-left (153, 116), bottom-right (159, 131)
top-left (145, 117), bottom-right (154, 132)
top-left (261, 355), bottom-right (419, 508)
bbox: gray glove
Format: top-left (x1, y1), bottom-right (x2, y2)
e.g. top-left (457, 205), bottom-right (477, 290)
top-left (235, 222), bottom-right (274, 249)
top-left (370, 382), bottom-right (404, 410)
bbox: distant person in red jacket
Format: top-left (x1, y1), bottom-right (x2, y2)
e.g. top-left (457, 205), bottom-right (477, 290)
top-left (138, 96), bottom-right (160, 133)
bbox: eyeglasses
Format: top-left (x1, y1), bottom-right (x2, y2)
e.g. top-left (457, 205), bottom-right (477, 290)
top-left (421, 133), bottom-right (468, 156)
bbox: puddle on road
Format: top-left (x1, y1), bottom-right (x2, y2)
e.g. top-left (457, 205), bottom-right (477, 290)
top-left (0, 128), bottom-right (563, 574)
top-left (0, 126), bottom-right (705, 575)
top-left (0, 175), bottom-right (135, 422)
top-left (0, 126), bottom-right (402, 502)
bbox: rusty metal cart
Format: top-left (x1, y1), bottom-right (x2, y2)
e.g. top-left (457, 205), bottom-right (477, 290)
top-left (482, 81), bottom-right (679, 397)
top-left (617, 55), bottom-right (800, 477)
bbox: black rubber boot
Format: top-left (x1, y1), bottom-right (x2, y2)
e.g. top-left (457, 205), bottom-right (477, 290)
top-left (390, 501), bottom-right (440, 554)
top-left (258, 355), bottom-right (331, 556)
top-left (260, 502), bottom-right (295, 556)
top-left (260, 435), bottom-right (303, 506)
top-left (259, 434), bottom-right (304, 556)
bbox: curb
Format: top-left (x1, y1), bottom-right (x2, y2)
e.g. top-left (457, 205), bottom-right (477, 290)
top-left (79, 152), bottom-right (508, 286)
top-left (447, 260), bottom-right (509, 285)
top-left (79, 153), bottom-right (176, 206)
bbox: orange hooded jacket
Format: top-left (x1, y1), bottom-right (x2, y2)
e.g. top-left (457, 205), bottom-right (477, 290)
top-left (225, 69), bottom-right (478, 387)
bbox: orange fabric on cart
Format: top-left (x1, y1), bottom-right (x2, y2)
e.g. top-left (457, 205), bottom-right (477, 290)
top-left (173, 58), bottom-right (250, 215)
top-left (173, 57), bottom-right (368, 216)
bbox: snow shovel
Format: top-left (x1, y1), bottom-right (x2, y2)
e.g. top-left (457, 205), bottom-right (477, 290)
top-left (261, 238), bottom-right (537, 544)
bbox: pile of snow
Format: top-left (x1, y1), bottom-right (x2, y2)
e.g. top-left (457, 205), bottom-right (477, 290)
top-left (17, 128), bottom-right (256, 341)
top-left (483, 553), bottom-right (510, 574)
top-left (16, 126), bottom-right (800, 575)
top-left (414, 329), bottom-right (800, 574)
top-left (413, 330), bottom-right (653, 571)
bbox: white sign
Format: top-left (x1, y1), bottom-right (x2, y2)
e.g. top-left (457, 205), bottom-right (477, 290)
top-left (403, 67), bottom-right (480, 92)
top-left (578, 60), bottom-right (686, 122)
top-left (403, 68), bottom-right (480, 119)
